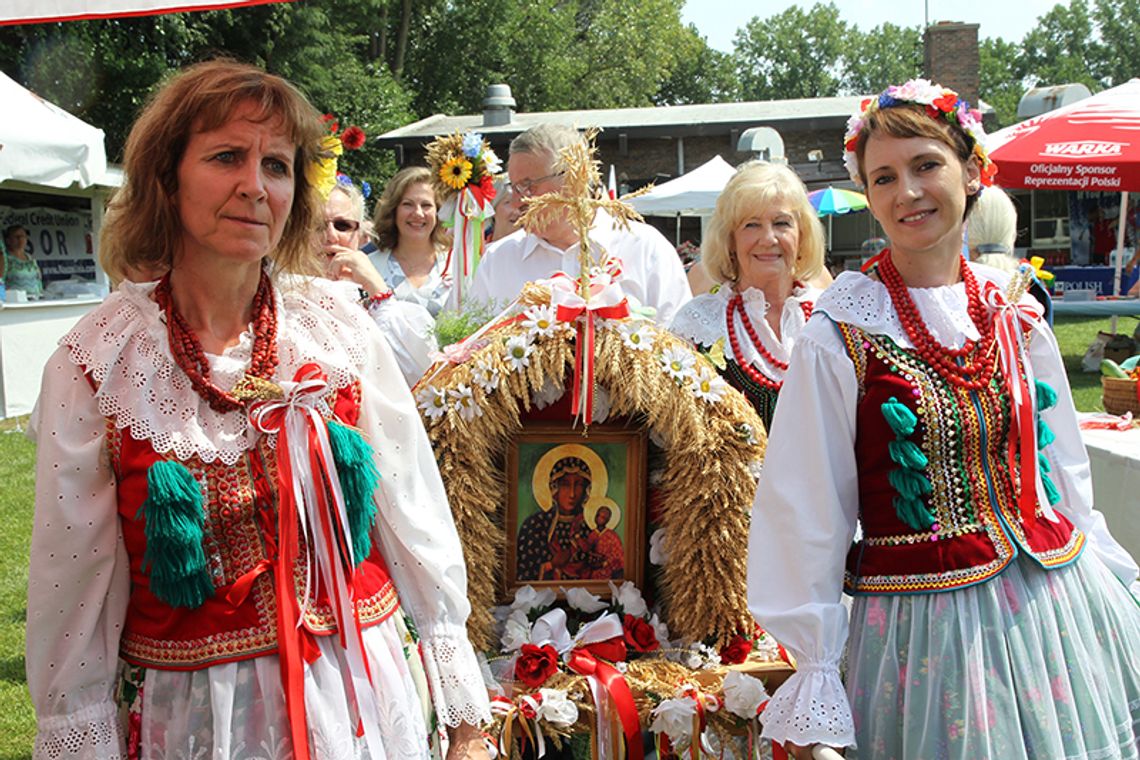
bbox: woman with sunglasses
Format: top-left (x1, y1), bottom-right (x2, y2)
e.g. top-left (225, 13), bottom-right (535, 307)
top-left (323, 180), bottom-right (437, 385)
top-left (368, 166), bottom-right (451, 316)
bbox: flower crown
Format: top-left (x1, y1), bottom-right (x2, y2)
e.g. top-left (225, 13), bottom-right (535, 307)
top-left (307, 113), bottom-right (366, 199)
top-left (842, 79), bottom-right (997, 188)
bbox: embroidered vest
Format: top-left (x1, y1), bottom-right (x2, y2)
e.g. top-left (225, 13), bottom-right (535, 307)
top-left (105, 380), bottom-right (399, 669)
top-left (835, 323), bottom-right (1084, 595)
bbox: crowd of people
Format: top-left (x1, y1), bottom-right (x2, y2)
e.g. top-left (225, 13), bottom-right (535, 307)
top-left (23, 57), bottom-right (1140, 760)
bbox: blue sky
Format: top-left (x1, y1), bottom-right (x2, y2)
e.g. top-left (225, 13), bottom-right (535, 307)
top-left (683, 0), bottom-right (1069, 52)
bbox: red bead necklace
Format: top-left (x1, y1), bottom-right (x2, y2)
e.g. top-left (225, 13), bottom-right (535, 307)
top-left (724, 290), bottom-right (813, 390)
top-left (876, 251), bottom-right (997, 390)
top-left (154, 270), bottom-right (279, 413)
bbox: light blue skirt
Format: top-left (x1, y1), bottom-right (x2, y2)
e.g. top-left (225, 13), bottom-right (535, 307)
top-left (846, 551), bottom-right (1140, 760)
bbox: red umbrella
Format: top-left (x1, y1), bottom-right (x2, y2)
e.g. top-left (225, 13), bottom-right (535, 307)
top-left (0, 0), bottom-right (291, 25)
top-left (987, 78), bottom-right (1140, 301)
top-left (986, 78), bottom-right (1140, 193)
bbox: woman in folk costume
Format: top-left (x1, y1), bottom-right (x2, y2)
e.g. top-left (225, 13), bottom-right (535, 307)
top-left (670, 161), bottom-right (826, 431)
top-left (747, 80), bottom-right (1140, 759)
top-left (26, 60), bottom-right (490, 760)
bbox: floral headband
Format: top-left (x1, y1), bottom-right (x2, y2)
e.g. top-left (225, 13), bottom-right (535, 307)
top-left (842, 78), bottom-right (997, 188)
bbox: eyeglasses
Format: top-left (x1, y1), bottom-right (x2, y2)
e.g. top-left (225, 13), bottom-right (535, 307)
top-left (325, 218), bottom-right (360, 233)
top-left (507, 172), bottom-right (564, 198)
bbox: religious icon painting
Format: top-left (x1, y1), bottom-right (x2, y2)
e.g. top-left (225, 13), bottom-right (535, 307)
top-left (505, 423), bottom-right (646, 599)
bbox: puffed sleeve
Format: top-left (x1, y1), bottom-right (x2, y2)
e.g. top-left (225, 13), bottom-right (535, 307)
top-left (354, 334), bottom-right (492, 729)
top-left (27, 346), bottom-right (130, 759)
top-left (1028, 319), bottom-right (1139, 586)
top-left (365, 297), bottom-right (438, 387)
top-left (747, 318), bottom-right (859, 750)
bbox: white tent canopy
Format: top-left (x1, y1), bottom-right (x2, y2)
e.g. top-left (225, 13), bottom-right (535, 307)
top-left (627, 155), bottom-right (736, 217)
top-left (0, 72), bottom-right (107, 189)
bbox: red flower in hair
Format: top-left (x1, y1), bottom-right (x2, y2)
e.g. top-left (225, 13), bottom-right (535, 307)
top-left (860, 98), bottom-right (873, 111)
top-left (932, 92), bottom-right (958, 113)
top-left (341, 125), bottom-right (366, 150)
top-left (321, 113), bottom-right (336, 124)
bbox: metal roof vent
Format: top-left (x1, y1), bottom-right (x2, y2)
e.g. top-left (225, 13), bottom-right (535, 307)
top-left (1017, 83), bottom-right (1092, 119)
top-left (737, 126), bottom-right (786, 162)
top-left (483, 84), bottom-right (516, 127)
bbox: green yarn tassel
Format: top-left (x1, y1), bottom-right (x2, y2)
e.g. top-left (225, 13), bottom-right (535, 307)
top-left (881, 397), bottom-right (936, 531)
top-left (881, 397), bottom-right (918, 436)
top-left (327, 419), bottom-right (381, 565)
top-left (1037, 453), bottom-right (1062, 505)
top-left (1037, 417), bottom-right (1056, 448)
top-left (1035, 380), bottom-right (1058, 411)
top-left (136, 461), bottom-right (214, 609)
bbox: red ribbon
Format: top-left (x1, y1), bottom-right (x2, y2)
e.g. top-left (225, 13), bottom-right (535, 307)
top-left (566, 648), bottom-right (644, 759)
top-left (553, 299), bottom-right (629, 424)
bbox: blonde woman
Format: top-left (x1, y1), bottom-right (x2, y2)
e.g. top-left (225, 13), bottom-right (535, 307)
top-left (670, 161), bottom-right (826, 429)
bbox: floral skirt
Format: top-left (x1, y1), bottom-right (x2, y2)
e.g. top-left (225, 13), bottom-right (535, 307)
top-left (846, 552), bottom-right (1140, 760)
top-left (121, 611), bottom-right (437, 760)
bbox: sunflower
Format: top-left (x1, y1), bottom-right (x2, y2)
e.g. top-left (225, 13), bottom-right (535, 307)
top-left (440, 156), bottom-right (473, 190)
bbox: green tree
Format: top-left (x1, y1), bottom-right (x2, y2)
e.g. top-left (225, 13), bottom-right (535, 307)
top-left (979, 37), bottom-right (1023, 128)
top-left (841, 23), bottom-right (922, 95)
top-left (1019, 0), bottom-right (1104, 90)
top-left (654, 25), bottom-right (740, 105)
top-left (733, 2), bottom-right (848, 101)
top-left (1092, 0), bottom-right (1140, 86)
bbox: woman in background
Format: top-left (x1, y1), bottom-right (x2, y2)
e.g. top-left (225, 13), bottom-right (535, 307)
top-left (3, 224), bottom-right (44, 297)
top-left (369, 166), bottom-right (451, 316)
top-left (671, 161), bottom-right (826, 430)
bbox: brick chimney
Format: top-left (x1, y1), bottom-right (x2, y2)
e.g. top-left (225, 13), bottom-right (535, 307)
top-left (924, 22), bottom-right (980, 106)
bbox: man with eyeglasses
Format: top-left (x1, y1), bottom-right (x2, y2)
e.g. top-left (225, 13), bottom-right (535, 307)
top-left (468, 124), bottom-right (691, 323)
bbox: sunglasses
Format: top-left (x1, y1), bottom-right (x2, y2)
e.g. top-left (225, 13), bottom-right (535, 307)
top-left (325, 218), bottom-right (360, 233)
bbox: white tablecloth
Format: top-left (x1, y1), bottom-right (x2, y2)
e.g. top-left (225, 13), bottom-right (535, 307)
top-left (1081, 422), bottom-right (1140, 563)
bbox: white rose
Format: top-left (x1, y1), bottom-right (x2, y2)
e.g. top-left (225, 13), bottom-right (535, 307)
top-left (564, 587), bottom-right (609, 613)
top-left (649, 697), bottom-right (696, 747)
top-left (500, 609), bottom-right (532, 653)
top-left (648, 613), bottom-right (671, 648)
top-left (536, 688), bottom-right (579, 726)
top-left (511, 585), bottom-right (556, 614)
top-left (608, 581), bottom-right (648, 618)
top-left (722, 671), bottom-right (769, 719)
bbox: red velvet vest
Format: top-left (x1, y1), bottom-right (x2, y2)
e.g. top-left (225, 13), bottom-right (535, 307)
top-left (104, 379), bottom-right (399, 670)
top-left (835, 323), bottom-right (1084, 595)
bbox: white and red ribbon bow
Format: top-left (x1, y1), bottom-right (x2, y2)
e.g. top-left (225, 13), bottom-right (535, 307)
top-left (443, 185), bottom-right (495, 311)
top-left (248, 363), bottom-right (387, 760)
top-left (982, 283), bottom-right (1058, 524)
top-left (547, 270), bottom-right (630, 425)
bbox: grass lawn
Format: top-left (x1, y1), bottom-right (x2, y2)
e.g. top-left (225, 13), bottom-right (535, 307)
top-left (0, 314), bottom-right (1132, 757)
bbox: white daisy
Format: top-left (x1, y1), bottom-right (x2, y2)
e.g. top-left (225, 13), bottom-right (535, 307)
top-left (619, 322), bottom-right (654, 351)
top-left (504, 335), bottom-right (534, 372)
top-left (482, 147), bottom-right (502, 175)
top-left (660, 346), bottom-right (696, 383)
top-left (450, 384), bottom-right (481, 421)
top-left (416, 385), bottom-right (448, 420)
top-left (691, 368), bottom-right (728, 403)
top-left (471, 360), bottom-right (500, 394)
top-left (522, 305), bottom-right (559, 339)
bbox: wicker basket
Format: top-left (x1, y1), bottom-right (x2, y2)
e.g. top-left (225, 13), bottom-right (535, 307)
top-left (1102, 375), bottom-right (1140, 416)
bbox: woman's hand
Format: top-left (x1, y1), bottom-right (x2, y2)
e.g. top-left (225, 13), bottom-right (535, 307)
top-left (324, 247), bottom-right (389, 296)
top-left (785, 743), bottom-right (846, 760)
top-left (446, 721), bottom-right (491, 760)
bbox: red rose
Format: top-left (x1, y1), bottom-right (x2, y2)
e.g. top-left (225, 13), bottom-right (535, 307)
top-left (514, 643), bottom-right (560, 688)
top-left (341, 125), bottom-right (366, 150)
top-left (932, 92), bottom-right (958, 113)
top-left (623, 614), bottom-right (659, 653)
top-left (719, 634), bottom-right (753, 664)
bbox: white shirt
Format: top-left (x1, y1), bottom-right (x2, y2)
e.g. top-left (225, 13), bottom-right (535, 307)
top-left (747, 264), bottom-right (1139, 750)
top-left (468, 209), bottom-right (692, 324)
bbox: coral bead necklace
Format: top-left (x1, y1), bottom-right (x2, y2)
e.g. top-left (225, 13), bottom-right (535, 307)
top-left (724, 290), bottom-right (813, 390)
top-left (154, 269), bottom-right (279, 413)
top-left (877, 251), bottom-right (997, 390)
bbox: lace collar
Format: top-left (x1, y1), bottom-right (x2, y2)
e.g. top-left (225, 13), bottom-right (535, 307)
top-left (813, 262), bottom-right (1033, 349)
top-left (61, 277), bottom-right (376, 465)
top-left (670, 282), bottom-right (820, 377)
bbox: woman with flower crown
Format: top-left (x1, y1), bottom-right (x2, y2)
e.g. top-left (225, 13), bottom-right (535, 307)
top-left (670, 161), bottom-right (826, 431)
top-left (746, 79), bottom-right (1140, 759)
top-left (25, 60), bottom-right (490, 760)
